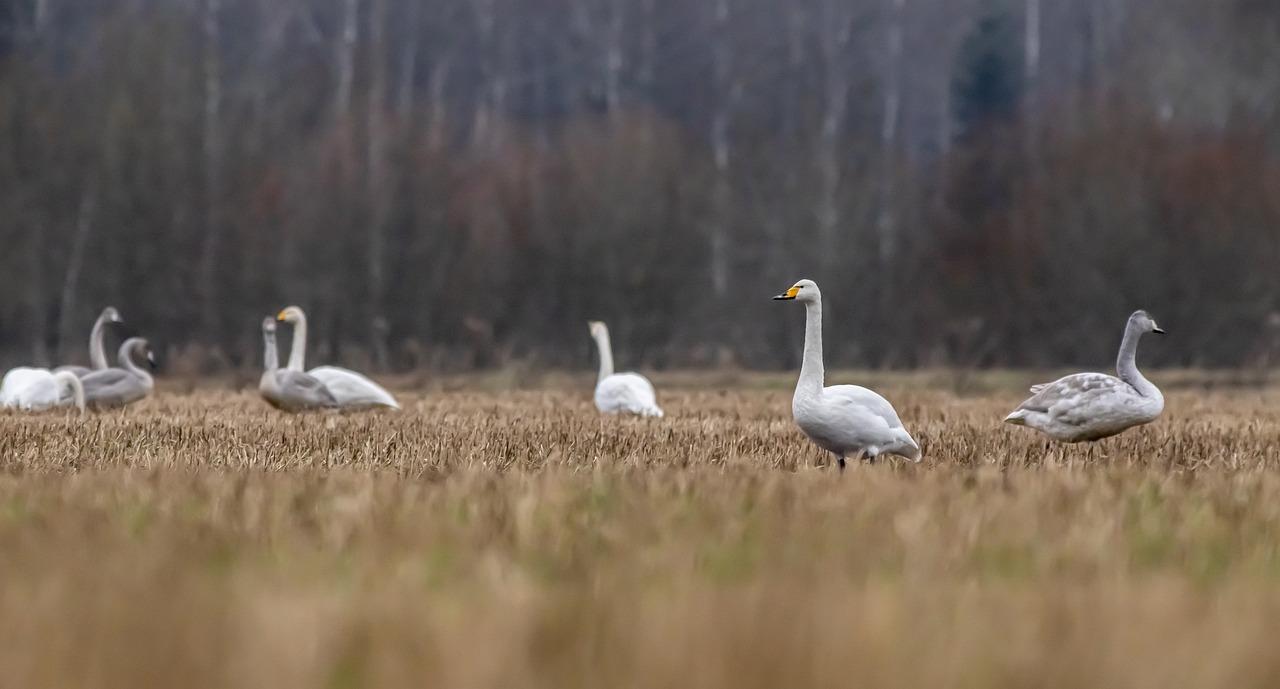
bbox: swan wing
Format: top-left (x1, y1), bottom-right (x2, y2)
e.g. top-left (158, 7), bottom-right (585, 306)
top-left (262, 370), bottom-right (338, 411)
top-left (824, 384), bottom-right (906, 429)
top-left (594, 372), bottom-right (663, 417)
top-left (80, 369), bottom-right (149, 408)
top-left (1008, 372), bottom-right (1158, 440)
top-left (308, 366), bottom-right (399, 409)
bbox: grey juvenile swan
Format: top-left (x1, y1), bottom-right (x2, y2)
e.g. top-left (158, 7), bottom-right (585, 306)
top-left (588, 321), bottom-right (663, 417)
top-left (276, 306), bottom-right (399, 409)
top-left (55, 306), bottom-right (124, 378)
top-left (80, 337), bottom-right (155, 410)
top-left (258, 317), bottom-right (338, 412)
top-left (1005, 310), bottom-right (1165, 442)
top-left (774, 279), bottom-right (921, 468)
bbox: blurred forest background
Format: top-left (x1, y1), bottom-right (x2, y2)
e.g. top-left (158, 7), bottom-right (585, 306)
top-left (1, 0), bottom-right (1279, 373)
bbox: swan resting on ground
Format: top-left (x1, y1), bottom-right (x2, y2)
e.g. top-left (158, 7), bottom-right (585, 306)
top-left (80, 337), bottom-right (155, 410)
top-left (1005, 310), bottom-right (1165, 442)
top-left (276, 306), bottom-right (399, 409)
top-left (0, 368), bottom-right (85, 412)
top-left (258, 317), bottom-right (338, 412)
top-left (55, 306), bottom-right (124, 378)
top-left (774, 279), bottom-right (920, 468)
top-left (589, 321), bottom-right (663, 417)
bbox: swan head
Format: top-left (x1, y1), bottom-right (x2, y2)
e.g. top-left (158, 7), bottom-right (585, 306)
top-left (101, 306), bottom-right (123, 323)
top-left (277, 306), bottom-right (306, 324)
top-left (1130, 310), bottom-right (1165, 334)
top-left (588, 321), bottom-right (609, 339)
top-left (122, 337), bottom-right (157, 369)
top-left (772, 279), bottom-right (820, 304)
top-left (262, 316), bottom-right (278, 335)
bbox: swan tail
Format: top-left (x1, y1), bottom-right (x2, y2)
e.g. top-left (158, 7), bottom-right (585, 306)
top-left (1004, 410), bottom-right (1028, 425)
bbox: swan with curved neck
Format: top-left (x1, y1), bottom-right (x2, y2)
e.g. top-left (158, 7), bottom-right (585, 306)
top-left (773, 279), bottom-right (920, 468)
top-left (0, 369), bottom-right (85, 412)
top-left (1005, 310), bottom-right (1165, 441)
top-left (54, 306), bottom-right (123, 378)
top-left (276, 306), bottom-right (399, 409)
top-left (588, 321), bottom-right (663, 417)
top-left (259, 316), bottom-right (338, 412)
top-left (80, 337), bottom-right (155, 409)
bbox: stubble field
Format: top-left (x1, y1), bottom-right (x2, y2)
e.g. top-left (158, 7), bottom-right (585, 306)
top-left (1, 371), bottom-right (1280, 688)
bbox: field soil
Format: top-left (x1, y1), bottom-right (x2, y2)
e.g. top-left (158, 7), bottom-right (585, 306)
top-left (1, 372), bottom-right (1279, 688)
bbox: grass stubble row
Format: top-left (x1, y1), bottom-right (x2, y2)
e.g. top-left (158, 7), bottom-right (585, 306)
top-left (0, 380), bottom-right (1279, 688)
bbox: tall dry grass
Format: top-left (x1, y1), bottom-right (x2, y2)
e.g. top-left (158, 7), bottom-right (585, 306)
top-left (0, 378), bottom-right (1279, 688)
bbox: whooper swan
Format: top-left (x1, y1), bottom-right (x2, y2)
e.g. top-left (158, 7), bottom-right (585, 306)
top-left (258, 316), bottom-right (338, 412)
top-left (55, 306), bottom-right (124, 378)
top-left (276, 306), bottom-right (400, 409)
top-left (588, 321), bottom-right (663, 417)
top-left (0, 369), bottom-right (85, 412)
top-left (80, 337), bottom-right (155, 410)
top-left (1005, 310), bottom-right (1165, 442)
top-left (774, 279), bottom-right (920, 468)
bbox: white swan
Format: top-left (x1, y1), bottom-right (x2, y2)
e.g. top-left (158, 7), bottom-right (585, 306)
top-left (276, 306), bottom-right (400, 409)
top-left (80, 337), bottom-right (155, 409)
top-left (1005, 310), bottom-right (1165, 441)
top-left (588, 321), bottom-right (663, 417)
top-left (55, 306), bottom-right (123, 378)
top-left (774, 279), bottom-right (920, 468)
top-left (258, 317), bottom-right (338, 412)
top-left (0, 369), bottom-right (85, 412)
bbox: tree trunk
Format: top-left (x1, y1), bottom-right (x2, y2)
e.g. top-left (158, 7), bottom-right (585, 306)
top-left (367, 0), bottom-right (389, 370)
top-left (57, 181), bottom-right (97, 365)
top-left (198, 0), bottom-right (223, 340)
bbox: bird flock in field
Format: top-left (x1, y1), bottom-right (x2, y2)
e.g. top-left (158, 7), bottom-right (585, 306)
top-left (0, 279), bottom-right (1170, 468)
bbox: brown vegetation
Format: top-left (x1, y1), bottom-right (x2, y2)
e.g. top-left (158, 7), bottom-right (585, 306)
top-left (0, 374), bottom-right (1278, 687)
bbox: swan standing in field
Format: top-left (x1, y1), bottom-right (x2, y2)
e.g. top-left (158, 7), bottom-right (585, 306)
top-left (1005, 310), bottom-right (1165, 441)
top-left (276, 306), bottom-right (399, 409)
top-left (258, 317), bottom-right (338, 412)
top-left (0, 369), bottom-right (85, 412)
top-left (54, 306), bottom-right (124, 378)
top-left (80, 337), bottom-right (155, 409)
top-left (774, 279), bottom-right (920, 469)
top-left (588, 321), bottom-right (663, 417)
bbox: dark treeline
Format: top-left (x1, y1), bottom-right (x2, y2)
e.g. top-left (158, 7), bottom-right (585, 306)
top-left (1, 0), bottom-right (1279, 373)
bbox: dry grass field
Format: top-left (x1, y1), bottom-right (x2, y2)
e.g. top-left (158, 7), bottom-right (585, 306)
top-left (2, 371), bottom-right (1280, 688)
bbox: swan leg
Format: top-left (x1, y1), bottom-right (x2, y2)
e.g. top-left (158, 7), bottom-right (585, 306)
top-left (836, 454), bottom-right (846, 471)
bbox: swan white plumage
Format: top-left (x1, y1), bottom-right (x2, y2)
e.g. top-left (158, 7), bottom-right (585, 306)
top-left (1005, 310), bottom-right (1165, 441)
top-left (0, 368), bottom-right (85, 412)
top-left (774, 279), bottom-right (920, 468)
top-left (276, 306), bottom-right (400, 410)
top-left (55, 306), bottom-right (124, 378)
top-left (588, 321), bottom-right (663, 417)
top-left (258, 317), bottom-right (338, 412)
top-left (80, 337), bottom-right (155, 409)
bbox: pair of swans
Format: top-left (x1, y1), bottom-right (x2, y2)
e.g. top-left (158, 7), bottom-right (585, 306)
top-left (588, 321), bottom-right (663, 417)
top-left (0, 307), bottom-right (152, 412)
top-left (1, 337), bottom-right (154, 412)
top-left (774, 279), bottom-right (1165, 468)
top-left (259, 306), bottom-right (398, 412)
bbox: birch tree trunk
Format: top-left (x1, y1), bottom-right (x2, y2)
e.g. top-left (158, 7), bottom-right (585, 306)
top-left (814, 0), bottom-right (855, 268)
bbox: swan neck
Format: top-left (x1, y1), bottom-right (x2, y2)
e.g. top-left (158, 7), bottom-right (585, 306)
top-left (90, 314), bottom-right (109, 370)
top-left (594, 330), bottom-right (614, 382)
top-left (264, 330), bottom-right (278, 372)
top-left (798, 300), bottom-right (824, 394)
top-left (57, 372), bottom-right (85, 412)
top-left (1116, 320), bottom-right (1155, 397)
top-left (288, 313), bottom-right (308, 372)
top-left (120, 342), bottom-right (153, 386)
